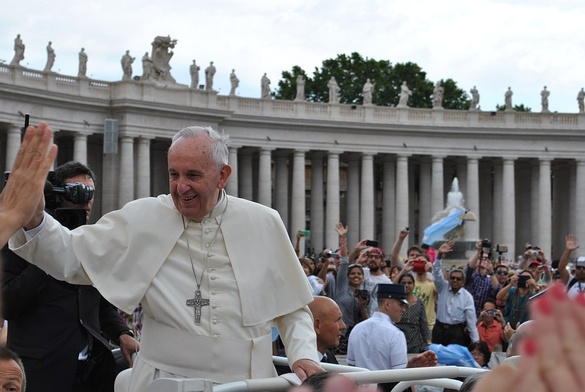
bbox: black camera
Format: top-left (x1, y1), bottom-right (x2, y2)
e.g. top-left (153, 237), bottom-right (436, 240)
top-left (481, 238), bottom-right (492, 253)
top-left (3, 171), bottom-right (94, 230)
top-left (354, 289), bottom-right (369, 302)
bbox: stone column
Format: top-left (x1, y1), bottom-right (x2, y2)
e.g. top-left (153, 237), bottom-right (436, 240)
top-left (538, 158), bottom-right (552, 258)
top-left (419, 158), bottom-right (432, 237)
top-left (382, 157), bottom-right (396, 252)
top-left (575, 160), bottom-right (585, 244)
top-left (239, 150), bottom-right (253, 201)
top-left (5, 125), bottom-right (22, 170)
top-left (530, 161), bottom-right (539, 241)
top-left (73, 133), bottom-right (89, 165)
top-left (226, 146), bottom-right (239, 197)
top-left (492, 161), bottom-right (503, 245)
top-left (291, 150), bottom-right (307, 243)
top-left (258, 148), bottom-right (273, 207)
top-left (136, 136), bottom-right (151, 198)
top-left (325, 151), bottom-right (341, 249)
top-left (310, 153), bottom-right (325, 253)
top-left (466, 157), bottom-right (480, 240)
top-left (345, 154), bottom-right (361, 249)
top-left (118, 136), bottom-right (135, 207)
top-left (431, 156), bottom-right (445, 216)
top-left (552, 161), bottom-right (570, 259)
top-left (360, 153), bottom-right (375, 241)
top-left (501, 158), bottom-right (516, 259)
top-left (396, 154), bottom-right (410, 239)
top-left (274, 152), bottom-right (289, 229)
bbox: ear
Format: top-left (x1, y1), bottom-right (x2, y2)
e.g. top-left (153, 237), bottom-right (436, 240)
top-left (313, 318), bottom-right (321, 333)
top-left (218, 164), bottom-right (232, 189)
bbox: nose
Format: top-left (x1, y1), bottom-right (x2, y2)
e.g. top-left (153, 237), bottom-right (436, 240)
top-left (176, 176), bottom-right (191, 193)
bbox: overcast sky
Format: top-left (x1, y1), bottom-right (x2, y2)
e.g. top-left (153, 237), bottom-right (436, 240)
top-left (1, 0), bottom-right (584, 113)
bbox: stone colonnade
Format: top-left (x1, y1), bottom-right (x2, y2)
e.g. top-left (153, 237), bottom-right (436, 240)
top-left (4, 127), bottom-right (580, 261)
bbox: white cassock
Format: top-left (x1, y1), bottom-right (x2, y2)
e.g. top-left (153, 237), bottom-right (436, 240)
top-left (10, 194), bottom-right (317, 392)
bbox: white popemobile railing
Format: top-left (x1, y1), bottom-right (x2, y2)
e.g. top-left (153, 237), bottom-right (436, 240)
top-left (139, 357), bottom-right (488, 392)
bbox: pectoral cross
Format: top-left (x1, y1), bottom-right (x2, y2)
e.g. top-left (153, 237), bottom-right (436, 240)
top-left (186, 289), bottom-right (209, 324)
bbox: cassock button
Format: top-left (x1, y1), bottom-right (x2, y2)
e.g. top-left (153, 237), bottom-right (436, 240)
top-left (211, 291), bottom-right (217, 295)
top-left (205, 243), bottom-right (210, 248)
top-left (212, 305), bottom-right (218, 309)
top-left (205, 229), bottom-right (210, 234)
top-left (211, 276), bottom-right (217, 280)
top-left (212, 319), bottom-right (218, 324)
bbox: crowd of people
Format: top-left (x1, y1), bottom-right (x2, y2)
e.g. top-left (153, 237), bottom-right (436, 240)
top-left (290, 222), bottom-right (585, 390)
top-left (1, 123), bottom-right (585, 392)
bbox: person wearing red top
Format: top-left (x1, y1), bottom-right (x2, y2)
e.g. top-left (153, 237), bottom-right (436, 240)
top-left (476, 299), bottom-right (505, 351)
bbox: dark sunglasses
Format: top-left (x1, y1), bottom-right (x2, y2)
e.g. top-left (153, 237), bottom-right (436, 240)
top-left (450, 276), bottom-right (463, 281)
top-left (496, 270), bottom-right (509, 275)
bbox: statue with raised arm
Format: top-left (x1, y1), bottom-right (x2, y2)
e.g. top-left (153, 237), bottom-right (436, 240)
top-left (541, 86), bottom-right (550, 113)
top-left (295, 74), bottom-right (305, 101)
top-left (141, 52), bottom-right (153, 80)
top-left (205, 61), bottom-right (216, 91)
top-left (470, 86), bottom-right (480, 110)
top-left (327, 77), bottom-right (340, 104)
top-left (43, 41), bottom-right (55, 73)
top-left (78, 48), bottom-right (88, 78)
top-left (261, 73), bottom-right (271, 99)
top-left (121, 50), bottom-right (134, 80)
top-left (229, 69), bottom-right (239, 96)
top-left (505, 87), bottom-right (513, 111)
top-left (397, 81), bottom-right (412, 107)
top-left (432, 81), bottom-right (444, 109)
top-left (10, 34), bottom-right (25, 66)
top-left (147, 36), bottom-right (177, 83)
top-left (190, 60), bottom-right (200, 89)
top-left (362, 78), bottom-right (374, 105)
top-left (578, 88), bottom-right (585, 113)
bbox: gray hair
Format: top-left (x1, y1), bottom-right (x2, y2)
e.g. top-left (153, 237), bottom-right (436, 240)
top-left (449, 268), bottom-right (466, 281)
top-left (170, 126), bottom-right (230, 170)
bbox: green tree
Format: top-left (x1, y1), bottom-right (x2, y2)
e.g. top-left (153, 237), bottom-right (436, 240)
top-left (495, 104), bottom-right (532, 112)
top-left (274, 53), bottom-right (469, 109)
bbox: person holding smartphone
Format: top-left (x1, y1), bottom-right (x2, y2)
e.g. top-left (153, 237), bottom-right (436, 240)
top-left (496, 270), bottom-right (537, 328)
top-left (476, 299), bottom-right (505, 352)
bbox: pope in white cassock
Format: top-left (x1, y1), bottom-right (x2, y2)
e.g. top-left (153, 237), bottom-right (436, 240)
top-left (9, 125), bottom-right (322, 391)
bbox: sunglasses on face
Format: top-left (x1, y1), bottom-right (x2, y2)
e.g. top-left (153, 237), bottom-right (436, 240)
top-left (450, 276), bottom-right (463, 281)
top-left (496, 270), bottom-right (509, 275)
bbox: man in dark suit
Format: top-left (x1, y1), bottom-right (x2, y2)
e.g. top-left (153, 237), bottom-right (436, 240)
top-left (276, 296), bottom-right (345, 374)
top-left (308, 296), bottom-right (346, 364)
top-left (2, 161), bottom-right (139, 392)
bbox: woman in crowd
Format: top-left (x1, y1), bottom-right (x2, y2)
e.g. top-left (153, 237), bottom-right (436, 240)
top-left (394, 270), bottom-right (430, 353)
top-left (388, 265), bottom-right (402, 281)
top-left (300, 257), bottom-right (325, 296)
top-left (469, 341), bottom-right (491, 368)
top-left (334, 224), bottom-right (369, 354)
top-left (497, 270), bottom-right (537, 327)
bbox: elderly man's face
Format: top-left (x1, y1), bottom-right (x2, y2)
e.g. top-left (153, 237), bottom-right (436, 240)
top-left (168, 135), bottom-right (231, 221)
top-left (0, 359), bottom-right (24, 392)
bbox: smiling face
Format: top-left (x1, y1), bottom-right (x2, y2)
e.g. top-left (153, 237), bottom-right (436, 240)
top-left (168, 134), bottom-right (231, 221)
top-left (347, 265), bottom-right (364, 288)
